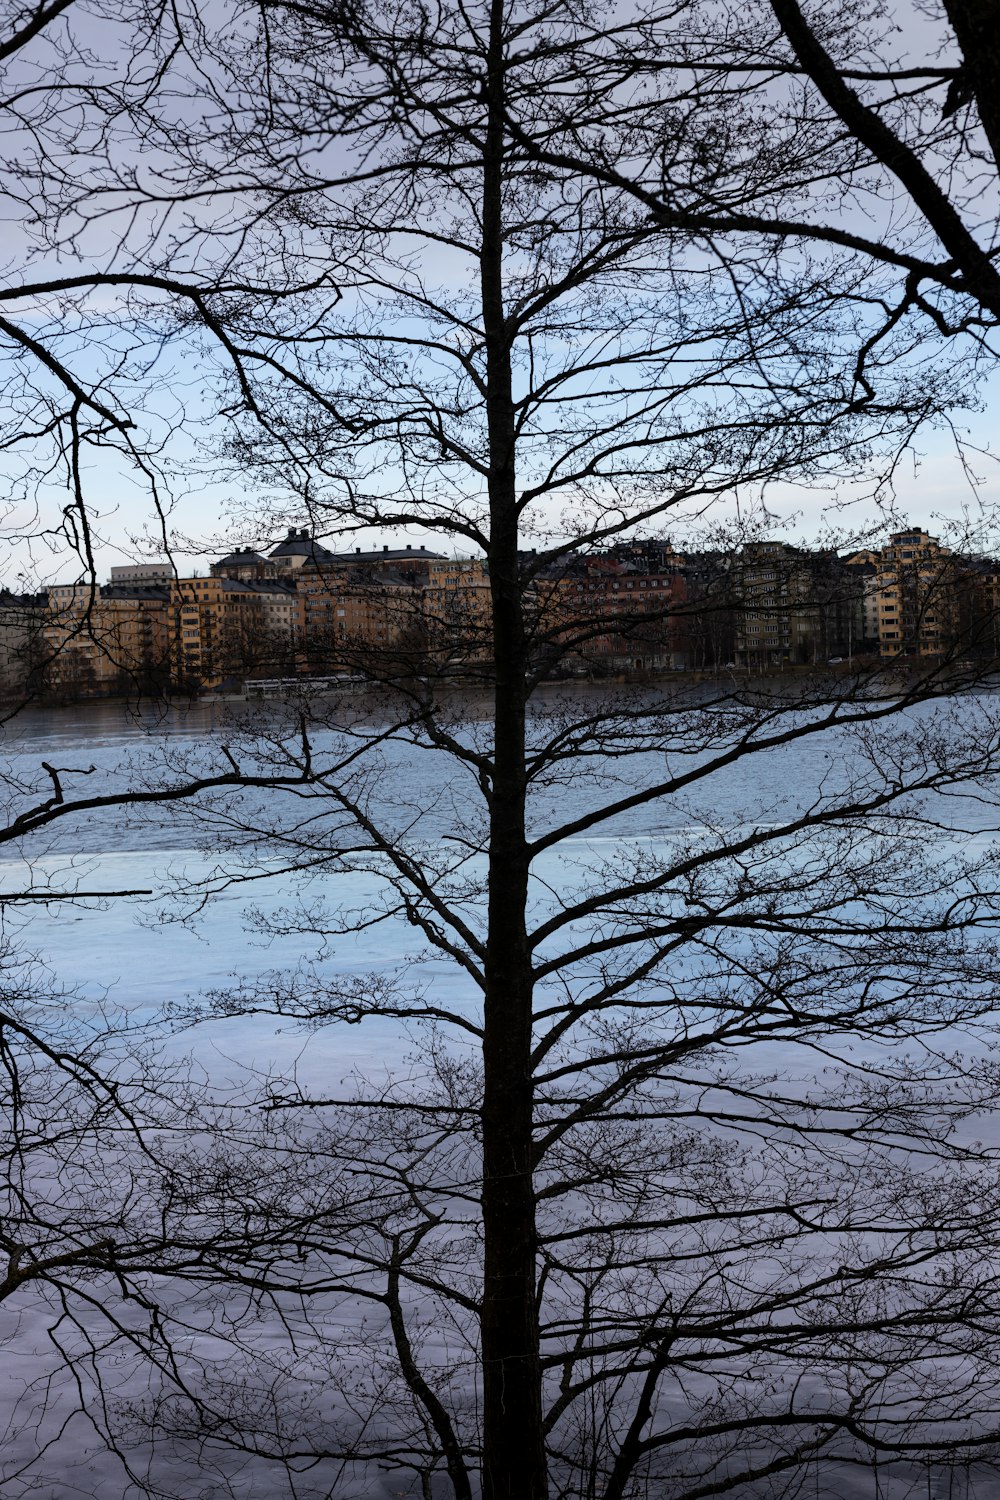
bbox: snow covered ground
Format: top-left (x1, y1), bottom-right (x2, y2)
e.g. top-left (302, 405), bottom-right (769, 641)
top-left (0, 694), bottom-right (997, 1498)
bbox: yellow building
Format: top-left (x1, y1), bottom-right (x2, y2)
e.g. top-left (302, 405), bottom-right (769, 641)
top-left (423, 559), bottom-right (492, 669)
top-left (43, 585), bottom-right (170, 697)
top-left (170, 576), bottom-right (303, 687)
top-left (295, 563), bottom-right (425, 675)
top-left (874, 530), bottom-right (957, 658)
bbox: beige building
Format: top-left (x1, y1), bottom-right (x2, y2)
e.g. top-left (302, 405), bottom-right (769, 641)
top-left (874, 529), bottom-right (956, 658)
top-left (109, 563), bottom-right (175, 585)
top-left (291, 544), bottom-right (451, 675)
top-left (424, 558), bottom-right (492, 668)
top-left (43, 585), bottom-right (170, 696)
top-left (170, 576), bottom-right (303, 687)
top-left (296, 566), bottom-right (425, 674)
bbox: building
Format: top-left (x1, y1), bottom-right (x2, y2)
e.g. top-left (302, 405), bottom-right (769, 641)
top-left (0, 593), bottom-right (47, 699)
top-left (267, 528), bottom-right (338, 575)
top-left (842, 551), bottom-right (881, 652)
top-left (331, 543), bottom-right (447, 580)
top-left (534, 555), bottom-right (687, 676)
top-left (733, 543), bottom-right (864, 669)
top-left (423, 558), bottom-right (492, 671)
top-left (296, 563), bottom-right (426, 676)
top-left (170, 575), bottom-right (302, 687)
top-left (210, 549), bottom-right (276, 582)
top-left (873, 529), bottom-right (958, 658)
top-left (670, 552), bottom-right (737, 670)
top-left (732, 543), bottom-right (809, 668)
top-left (109, 563), bottom-right (175, 586)
top-left (288, 538), bottom-right (448, 675)
top-left (954, 556), bottom-right (1000, 660)
top-left (42, 584), bottom-right (170, 697)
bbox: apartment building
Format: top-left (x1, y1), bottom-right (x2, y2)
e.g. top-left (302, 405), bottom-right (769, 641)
top-left (733, 543), bottom-right (865, 668)
top-left (210, 549), bottom-right (277, 582)
top-left (296, 567), bottom-right (425, 675)
top-left (672, 553), bottom-right (737, 670)
top-left (534, 558), bottom-right (687, 675)
top-left (732, 543), bottom-right (811, 668)
top-left (43, 584), bottom-right (170, 697)
top-left (424, 558), bottom-right (492, 670)
top-left (268, 529), bottom-right (338, 575)
top-left (0, 594), bottom-right (46, 700)
top-left (268, 530), bottom-right (445, 578)
top-left (874, 529), bottom-right (958, 658)
top-left (170, 575), bottom-right (303, 687)
top-left (109, 563), bottom-right (175, 586)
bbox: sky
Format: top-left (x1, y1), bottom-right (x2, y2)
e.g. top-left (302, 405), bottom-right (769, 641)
top-left (2, 0), bottom-right (999, 585)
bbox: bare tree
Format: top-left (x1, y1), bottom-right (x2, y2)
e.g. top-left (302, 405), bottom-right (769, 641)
top-left (495, 0), bottom-right (1000, 395)
top-left (52, 2), bottom-right (1000, 1497)
top-left (0, 740), bottom-right (339, 1494)
top-left (0, 937), bottom-right (221, 1495)
top-left (0, 0), bottom-right (355, 618)
top-left (6, 1), bottom-right (1000, 1497)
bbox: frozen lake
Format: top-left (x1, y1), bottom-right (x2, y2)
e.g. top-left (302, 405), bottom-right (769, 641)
top-left (2, 689), bottom-right (999, 1499)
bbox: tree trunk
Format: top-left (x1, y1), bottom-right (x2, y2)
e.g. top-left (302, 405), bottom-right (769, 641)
top-left (479, 2), bottom-right (546, 1496)
top-left (942, 0), bottom-right (1000, 175)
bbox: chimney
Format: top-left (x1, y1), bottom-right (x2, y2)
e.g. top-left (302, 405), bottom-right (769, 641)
top-left (406, 544), bottom-right (412, 551)
top-left (286, 528), bottom-right (296, 541)
top-left (355, 547), bottom-right (361, 555)
top-left (383, 545), bottom-right (388, 552)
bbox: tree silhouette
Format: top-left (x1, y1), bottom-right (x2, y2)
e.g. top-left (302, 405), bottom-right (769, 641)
top-left (4, 1), bottom-right (1000, 1497)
